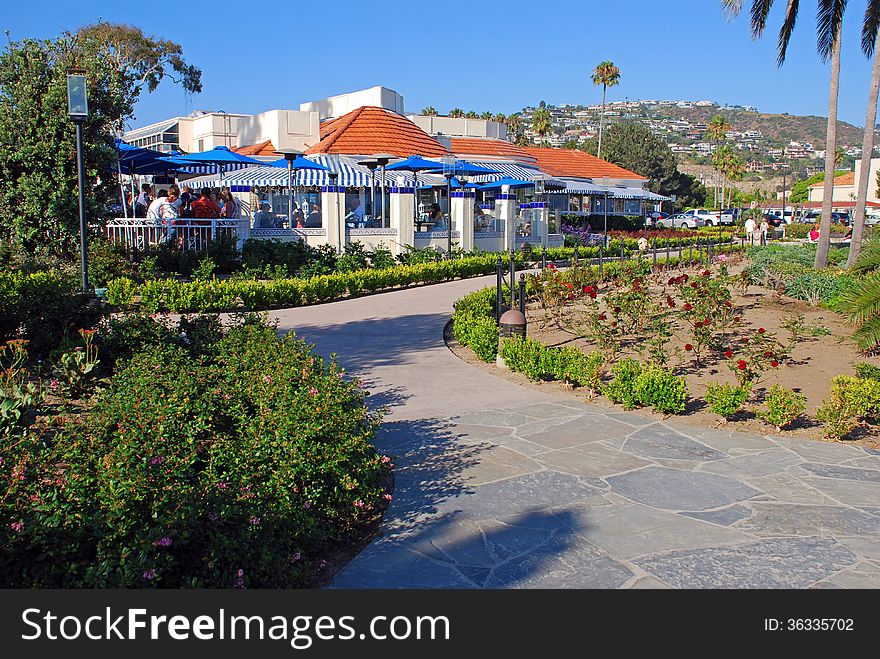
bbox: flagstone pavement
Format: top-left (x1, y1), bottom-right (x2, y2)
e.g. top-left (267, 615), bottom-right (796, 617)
top-left (271, 275), bottom-right (880, 589)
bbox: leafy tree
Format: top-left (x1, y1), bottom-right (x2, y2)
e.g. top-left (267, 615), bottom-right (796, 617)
top-left (464, 110), bottom-right (478, 119)
top-left (591, 60), bottom-right (620, 160)
top-left (532, 108), bottom-right (552, 143)
top-left (479, 111), bottom-right (493, 120)
top-left (421, 106), bottom-right (438, 116)
top-left (0, 24), bottom-right (201, 255)
top-left (448, 108), bottom-right (464, 118)
top-left (492, 113), bottom-right (507, 124)
top-left (789, 172), bottom-right (826, 203)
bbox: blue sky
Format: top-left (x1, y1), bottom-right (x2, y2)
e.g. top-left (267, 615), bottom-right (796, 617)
top-left (1, 0), bottom-right (875, 129)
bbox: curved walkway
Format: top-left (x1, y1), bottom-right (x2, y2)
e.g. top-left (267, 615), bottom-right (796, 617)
top-left (272, 277), bottom-right (880, 589)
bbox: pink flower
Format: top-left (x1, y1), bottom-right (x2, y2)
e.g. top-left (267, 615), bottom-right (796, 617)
top-left (383, 493), bottom-right (393, 501)
top-left (217, 481), bottom-right (229, 490)
top-left (303, 502), bottom-right (312, 509)
top-left (292, 552), bottom-right (302, 562)
top-left (309, 387), bottom-right (318, 396)
top-left (354, 500), bottom-right (365, 509)
top-left (263, 375), bottom-right (273, 384)
top-left (234, 569), bottom-right (246, 589)
top-left (153, 537), bottom-right (172, 547)
top-left (49, 379), bottom-right (59, 390)
top-left (381, 456), bottom-right (392, 464)
top-left (319, 560), bottom-right (328, 569)
top-left (9, 521), bottom-right (23, 532)
top-left (249, 516), bottom-right (261, 525)
top-left (143, 569), bottom-right (157, 580)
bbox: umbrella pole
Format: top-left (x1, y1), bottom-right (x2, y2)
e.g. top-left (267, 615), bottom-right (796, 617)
top-left (380, 165), bottom-right (386, 227)
top-left (413, 172), bottom-right (419, 224)
top-left (130, 174), bottom-right (137, 218)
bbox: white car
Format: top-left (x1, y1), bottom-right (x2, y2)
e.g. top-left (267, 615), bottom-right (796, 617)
top-left (682, 208), bottom-right (728, 226)
top-left (657, 213), bottom-right (705, 229)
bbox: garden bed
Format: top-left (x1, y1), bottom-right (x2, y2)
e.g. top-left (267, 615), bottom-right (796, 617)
top-left (449, 249), bottom-right (880, 448)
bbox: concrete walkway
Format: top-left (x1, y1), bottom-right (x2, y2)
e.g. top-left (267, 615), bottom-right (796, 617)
top-left (271, 276), bottom-right (880, 589)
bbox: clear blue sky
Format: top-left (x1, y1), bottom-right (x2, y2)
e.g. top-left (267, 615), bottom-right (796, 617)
top-left (1, 0), bottom-right (874, 130)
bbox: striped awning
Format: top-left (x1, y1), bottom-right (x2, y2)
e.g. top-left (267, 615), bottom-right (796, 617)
top-left (611, 186), bottom-right (670, 201)
top-left (182, 155), bottom-right (420, 188)
top-left (552, 178), bottom-right (612, 195)
top-left (551, 178), bottom-right (670, 201)
top-left (470, 162), bottom-right (549, 183)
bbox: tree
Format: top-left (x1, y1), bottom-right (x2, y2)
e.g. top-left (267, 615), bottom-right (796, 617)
top-left (464, 110), bottom-right (478, 119)
top-left (850, 6), bottom-right (880, 267)
top-left (723, 0), bottom-right (847, 269)
top-left (479, 111), bottom-right (493, 120)
top-left (563, 139), bottom-right (580, 149)
top-left (705, 115), bottom-right (732, 207)
top-left (448, 108), bottom-right (464, 118)
top-left (591, 60), bottom-right (620, 160)
top-left (492, 113), bottom-right (507, 124)
top-left (790, 172), bottom-right (827, 203)
top-left (421, 106), bottom-right (438, 116)
top-left (532, 108), bottom-right (552, 144)
top-left (0, 24), bottom-right (202, 254)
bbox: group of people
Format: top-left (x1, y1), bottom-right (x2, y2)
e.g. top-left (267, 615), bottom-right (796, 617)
top-left (134, 183), bottom-right (241, 221)
top-left (743, 215), bottom-right (772, 245)
top-left (252, 200), bottom-right (321, 229)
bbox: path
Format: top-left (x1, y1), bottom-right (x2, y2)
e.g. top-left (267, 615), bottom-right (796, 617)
top-left (271, 276), bottom-right (880, 589)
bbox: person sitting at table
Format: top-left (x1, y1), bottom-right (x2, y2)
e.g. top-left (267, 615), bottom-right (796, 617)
top-left (291, 202), bottom-right (305, 228)
top-left (428, 203), bottom-right (445, 230)
top-left (191, 187), bottom-right (221, 223)
top-left (349, 198), bottom-right (365, 225)
top-left (253, 201), bottom-right (275, 228)
top-left (304, 203), bottom-right (321, 228)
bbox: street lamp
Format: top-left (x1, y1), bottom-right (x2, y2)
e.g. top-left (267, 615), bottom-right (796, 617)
top-left (442, 154), bottom-right (456, 258)
top-left (532, 173), bottom-right (547, 248)
top-left (358, 159), bottom-right (379, 223)
top-left (329, 171), bottom-right (342, 254)
top-left (276, 148), bottom-right (303, 229)
top-left (67, 70), bottom-right (89, 294)
top-left (371, 153), bottom-right (397, 227)
top-left (601, 175), bottom-right (610, 247)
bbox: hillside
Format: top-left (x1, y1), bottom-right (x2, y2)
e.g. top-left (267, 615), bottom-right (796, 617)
top-left (655, 105), bottom-right (868, 147)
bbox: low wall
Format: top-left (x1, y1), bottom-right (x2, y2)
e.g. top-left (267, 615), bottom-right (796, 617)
top-left (412, 231), bottom-right (461, 254)
top-left (346, 228), bottom-right (400, 252)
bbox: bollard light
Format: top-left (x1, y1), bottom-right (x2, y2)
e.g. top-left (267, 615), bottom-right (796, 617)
top-left (67, 70), bottom-right (89, 294)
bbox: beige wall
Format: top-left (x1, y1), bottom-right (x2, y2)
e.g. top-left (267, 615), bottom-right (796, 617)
top-left (237, 110), bottom-right (320, 152)
top-left (410, 115), bottom-right (508, 140)
top-left (300, 86), bottom-right (405, 120)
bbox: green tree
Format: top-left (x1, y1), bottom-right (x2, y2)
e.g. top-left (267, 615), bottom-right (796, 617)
top-left (723, 0), bottom-right (846, 268)
top-left (479, 111), bottom-right (493, 120)
top-left (421, 106), bottom-right (438, 116)
top-left (0, 24), bottom-right (201, 255)
top-left (464, 110), bottom-right (478, 119)
top-left (789, 172), bottom-right (826, 203)
top-left (448, 108), bottom-right (464, 118)
top-left (591, 60), bottom-right (620, 160)
top-left (705, 114), bottom-right (732, 208)
top-left (532, 108), bottom-right (552, 144)
top-left (492, 112), bottom-right (507, 124)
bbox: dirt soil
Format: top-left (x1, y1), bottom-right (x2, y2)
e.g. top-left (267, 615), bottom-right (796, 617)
top-left (447, 262), bottom-right (880, 449)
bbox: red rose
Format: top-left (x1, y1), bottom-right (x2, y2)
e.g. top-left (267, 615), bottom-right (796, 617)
top-left (611, 321), bottom-right (618, 327)
top-left (614, 307), bottom-right (622, 313)
top-left (737, 360), bottom-right (747, 370)
top-left (589, 291), bottom-right (597, 299)
top-left (702, 270), bottom-right (710, 277)
top-left (764, 351), bottom-right (772, 358)
top-left (666, 296), bottom-right (676, 308)
top-left (758, 327), bottom-right (766, 334)
top-left (771, 360), bottom-right (779, 368)
top-left (684, 303), bottom-right (692, 311)
top-left (724, 350), bottom-right (733, 358)
top-left (582, 286), bottom-right (591, 294)
top-left (598, 312), bottom-right (607, 320)
top-left (685, 344), bottom-right (693, 351)
top-left (703, 318), bottom-right (711, 326)
top-left (691, 282), bottom-right (698, 289)
top-left (741, 337), bottom-right (748, 343)
top-left (734, 315), bottom-right (741, 322)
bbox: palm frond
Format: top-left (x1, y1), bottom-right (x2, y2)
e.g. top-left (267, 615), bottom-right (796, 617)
top-left (722, 0), bottom-right (745, 19)
top-left (751, 0), bottom-right (776, 38)
top-left (851, 314), bottom-right (880, 350)
top-left (817, 0), bottom-right (848, 62)
top-left (838, 270), bottom-right (880, 323)
top-left (777, 0), bottom-right (800, 64)
top-left (862, 0), bottom-right (880, 56)
top-left (851, 239), bottom-right (880, 273)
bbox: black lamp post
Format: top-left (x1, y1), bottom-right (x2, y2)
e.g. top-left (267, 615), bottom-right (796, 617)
top-left (276, 148), bottom-right (303, 229)
top-left (67, 70), bottom-right (89, 294)
top-left (372, 154), bottom-right (397, 228)
top-left (442, 155), bottom-right (456, 258)
top-left (329, 171), bottom-right (342, 253)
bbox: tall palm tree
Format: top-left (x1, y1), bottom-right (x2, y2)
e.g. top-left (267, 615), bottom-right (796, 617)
top-left (723, 0), bottom-right (847, 268)
top-left (493, 112), bottom-right (507, 124)
top-left (479, 111), bottom-right (493, 120)
top-left (464, 110), bottom-right (478, 119)
top-left (448, 108), bottom-right (464, 118)
top-left (532, 108), bottom-right (552, 146)
top-left (847, 2), bottom-right (880, 268)
top-left (421, 106), bottom-right (438, 116)
top-left (706, 115), bottom-right (732, 208)
top-left (591, 60), bottom-right (620, 160)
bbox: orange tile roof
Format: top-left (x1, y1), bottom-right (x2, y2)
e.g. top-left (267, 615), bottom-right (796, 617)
top-left (809, 172), bottom-right (855, 187)
top-left (522, 146), bottom-right (646, 181)
top-left (305, 106), bottom-right (448, 158)
top-left (233, 139), bottom-right (278, 157)
top-left (450, 138), bottom-right (536, 163)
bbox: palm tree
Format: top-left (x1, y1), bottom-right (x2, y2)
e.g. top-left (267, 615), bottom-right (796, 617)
top-left (839, 239), bottom-right (880, 348)
top-left (723, 0), bottom-right (847, 268)
top-left (848, 5), bottom-right (880, 267)
top-left (493, 113), bottom-right (507, 124)
top-left (464, 110), bottom-right (478, 119)
top-left (448, 108), bottom-right (464, 118)
top-left (532, 108), bottom-right (552, 146)
top-left (479, 111), bottom-right (493, 120)
top-left (591, 60), bottom-right (620, 160)
top-left (706, 115), bottom-right (732, 208)
top-left (421, 106), bottom-right (438, 116)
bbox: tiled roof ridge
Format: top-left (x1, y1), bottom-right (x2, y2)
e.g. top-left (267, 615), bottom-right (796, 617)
top-left (316, 106), bottom-right (367, 153)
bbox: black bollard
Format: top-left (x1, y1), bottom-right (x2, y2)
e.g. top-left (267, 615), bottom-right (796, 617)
top-left (599, 245), bottom-right (604, 279)
top-left (699, 238), bottom-right (703, 263)
top-left (509, 252), bottom-right (516, 310)
top-left (519, 273), bottom-right (526, 314)
top-left (620, 240), bottom-right (625, 261)
top-left (689, 240), bottom-right (693, 263)
top-left (496, 255), bottom-right (503, 321)
top-left (665, 238), bottom-right (670, 270)
top-left (574, 243), bottom-right (579, 265)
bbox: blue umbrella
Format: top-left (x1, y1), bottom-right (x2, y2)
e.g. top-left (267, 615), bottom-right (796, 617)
top-left (385, 155), bottom-right (445, 222)
top-left (424, 159), bottom-right (500, 176)
top-left (480, 177), bottom-right (535, 190)
top-left (266, 155), bottom-right (330, 172)
top-left (160, 146), bottom-right (264, 182)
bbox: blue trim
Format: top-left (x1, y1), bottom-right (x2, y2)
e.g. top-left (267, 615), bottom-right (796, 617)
top-left (230, 185), bottom-right (251, 192)
top-left (390, 187), bottom-right (415, 194)
top-left (496, 193), bottom-right (515, 200)
top-left (320, 185), bottom-right (346, 193)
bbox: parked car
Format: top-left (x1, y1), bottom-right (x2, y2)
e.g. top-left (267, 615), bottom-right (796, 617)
top-left (682, 208), bottom-right (727, 226)
top-left (763, 213), bottom-right (784, 228)
top-left (645, 211), bottom-right (669, 228)
top-left (657, 213), bottom-right (705, 229)
top-left (803, 210), bottom-right (851, 225)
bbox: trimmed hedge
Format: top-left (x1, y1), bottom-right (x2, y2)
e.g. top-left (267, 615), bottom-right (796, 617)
top-left (107, 255), bottom-right (513, 314)
top-left (452, 288), bottom-right (500, 362)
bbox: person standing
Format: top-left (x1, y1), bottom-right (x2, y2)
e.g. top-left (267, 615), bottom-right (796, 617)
top-left (219, 188), bottom-right (240, 219)
top-left (760, 217), bottom-right (770, 245)
top-left (136, 183), bottom-right (153, 218)
top-left (146, 189), bottom-right (168, 220)
top-left (191, 187), bottom-right (221, 222)
top-left (744, 213), bottom-right (757, 246)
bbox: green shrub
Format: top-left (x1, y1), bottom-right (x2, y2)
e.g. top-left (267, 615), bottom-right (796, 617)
top-left (105, 277), bottom-right (136, 306)
top-left (498, 337), bottom-right (601, 388)
top-left (816, 375), bottom-right (880, 440)
top-left (854, 362), bottom-right (880, 381)
top-left (705, 382), bottom-right (751, 419)
top-left (603, 358), bottom-right (643, 410)
top-left (88, 239), bottom-right (133, 287)
top-left (634, 364), bottom-right (689, 414)
top-left (452, 287), bottom-right (499, 362)
top-left (756, 385), bottom-right (806, 431)
top-left (0, 317), bottom-right (390, 587)
top-left (95, 313), bottom-right (176, 371)
top-left (192, 256), bottom-right (217, 282)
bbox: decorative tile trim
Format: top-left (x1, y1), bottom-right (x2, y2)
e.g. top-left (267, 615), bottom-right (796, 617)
top-left (474, 231), bottom-right (504, 238)
top-left (348, 228), bottom-right (398, 235)
top-left (389, 187), bottom-right (415, 194)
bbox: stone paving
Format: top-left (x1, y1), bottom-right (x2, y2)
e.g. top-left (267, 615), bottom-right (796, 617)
top-left (271, 275), bottom-right (880, 589)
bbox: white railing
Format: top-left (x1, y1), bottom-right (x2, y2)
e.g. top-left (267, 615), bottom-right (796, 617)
top-left (106, 217), bottom-right (248, 251)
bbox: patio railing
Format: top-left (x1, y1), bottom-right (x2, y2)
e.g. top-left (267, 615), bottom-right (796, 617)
top-left (105, 217), bottom-right (249, 251)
